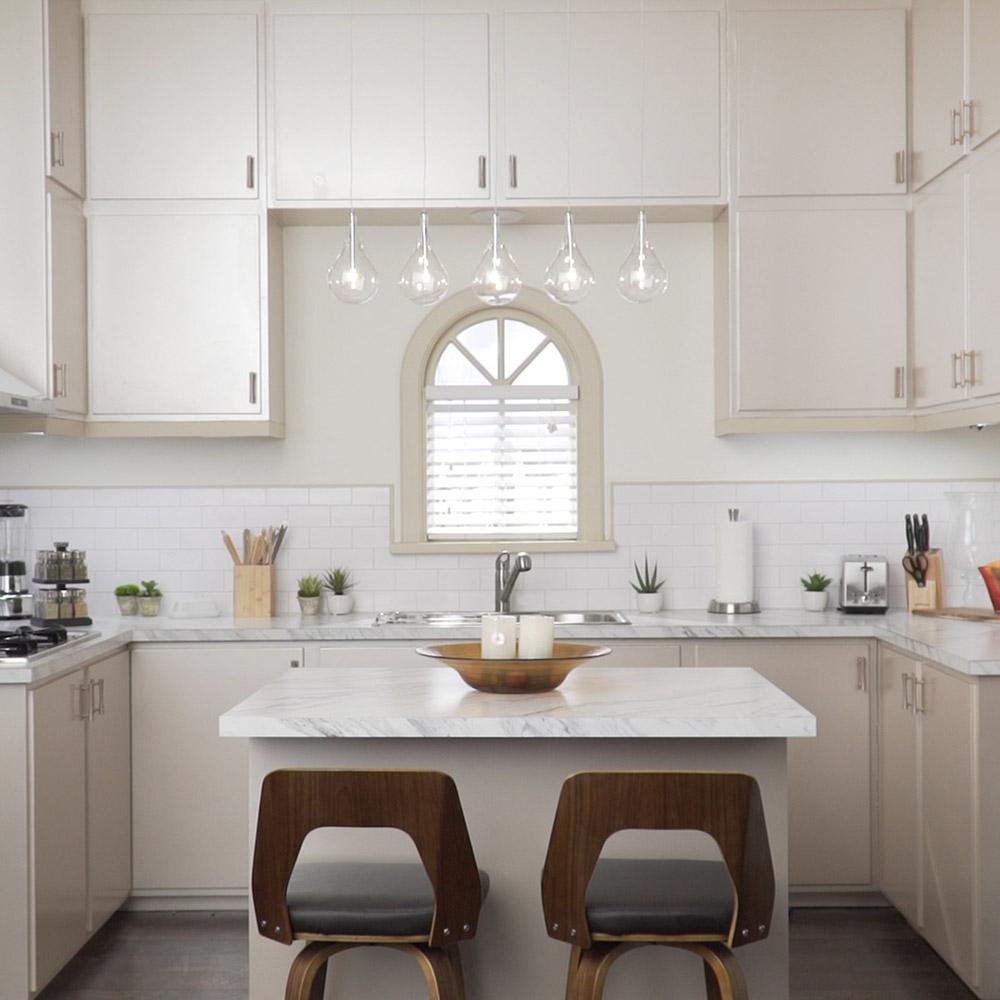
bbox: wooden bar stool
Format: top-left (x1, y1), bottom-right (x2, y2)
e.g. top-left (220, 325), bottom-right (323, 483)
top-left (541, 771), bottom-right (775, 1000)
top-left (252, 769), bottom-right (488, 1000)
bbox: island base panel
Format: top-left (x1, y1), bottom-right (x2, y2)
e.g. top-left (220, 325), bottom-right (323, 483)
top-left (247, 737), bottom-right (789, 1000)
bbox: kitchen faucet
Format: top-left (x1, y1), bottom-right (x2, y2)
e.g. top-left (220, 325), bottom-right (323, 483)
top-left (494, 550), bottom-right (532, 613)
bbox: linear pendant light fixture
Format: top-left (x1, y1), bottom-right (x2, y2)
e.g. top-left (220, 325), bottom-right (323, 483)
top-left (328, 5), bottom-right (379, 305)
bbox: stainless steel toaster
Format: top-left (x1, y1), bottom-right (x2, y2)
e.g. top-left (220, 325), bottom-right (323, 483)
top-left (840, 555), bottom-right (889, 614)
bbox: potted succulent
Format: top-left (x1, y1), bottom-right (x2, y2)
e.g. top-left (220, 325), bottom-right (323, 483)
top-left (297, 575), bottom-right (323, 616)
top-left (324, 567), bottom-right (354, 615)
top-left (138, 580), bottom-right (163, 617)
top-left (114, 583), bottom-right (140, 616)
top-left (801, 572), bottom-right (833, 612)
top-left (631, 556), bottom-right (665, 614)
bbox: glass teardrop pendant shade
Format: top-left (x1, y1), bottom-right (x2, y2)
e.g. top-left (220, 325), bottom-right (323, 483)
top-left (617, 210), bottom-right (668, 304)
top-left (544, 211), bottom-right (596, 304)
top-left (327, 211), bottom-right (378, 305)
top-left (472, 211), bottom-right (522, 306)
top-left (399, 212), bottom-right (449, 305)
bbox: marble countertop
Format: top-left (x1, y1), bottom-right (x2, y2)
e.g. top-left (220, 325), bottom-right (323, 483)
top-left (218, 665), bottom-right (817, 739)
top-left (7, 607), bottom-right (1000, 684)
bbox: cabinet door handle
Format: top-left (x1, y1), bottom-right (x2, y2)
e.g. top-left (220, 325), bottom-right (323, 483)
top-left (951, 108), bottom-right (963, 146)
top-left (246, 154), bottom-right (256, 190)
top-left (249, 371), bottom-right (258, 405)
top-left (50, 131), bottom-right (65, 168)
top-left (915, 678), bottom-right (927, 715)
top-left (508, 154), bottom-right (518, 189)
top-left (53, 362), bottom-right (65, 399)
top-left (893, 366), bottom-right (905, 399)
top-left (902, 672), bottom-right (913, 712)
top-left (894, 150), bottom-right (906, 185)
top-left (856, 656), bottom-right (868, 692)
top-left (952, 352), bottom-right (965, 388)
top-left (71, 682), bottom-right (90, 721)
top-left (478, 155), bottom-right (487, 189)
top-left (964, 350), bottom-right (976, 387)
top-left (963, 99), bottom-right (974, 139)
top-left (90, 678), bottom-right (105, 717)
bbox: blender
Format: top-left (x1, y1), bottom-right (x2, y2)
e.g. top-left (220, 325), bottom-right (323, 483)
top-left (0, 504), bottom-right (33, 621)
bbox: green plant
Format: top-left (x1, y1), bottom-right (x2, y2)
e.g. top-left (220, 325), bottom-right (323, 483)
top-left (114, 583), bottom-right (140, 597)
top-left (630, 556), bottom-right (664, 594)
top-left (140, 579), bottom-right (162, 598)
top-left (800, 572), bottom-right (833, 592)
top-left (297, 575), bottom-right (323, 599)
top-left (324, 568), bottom-right (354, 595)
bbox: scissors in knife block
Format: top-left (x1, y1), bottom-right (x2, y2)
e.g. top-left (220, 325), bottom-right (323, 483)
top-left (903, 551), bottom-right (929, 587)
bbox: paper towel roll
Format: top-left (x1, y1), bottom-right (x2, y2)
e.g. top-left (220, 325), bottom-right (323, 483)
top-left (715, 521), bottom-right (754, 605)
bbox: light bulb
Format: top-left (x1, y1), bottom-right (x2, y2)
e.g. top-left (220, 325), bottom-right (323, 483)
top-left (399, 212), bottom-right (449, 305)
top-left (472, 211), bottom-right (521, 306)
top-left (617, 210), bottom-right (668, 304)
top-left (327, 211), bottom-right (378, 304)
top-left (544, 211), bottom-right (596, 304)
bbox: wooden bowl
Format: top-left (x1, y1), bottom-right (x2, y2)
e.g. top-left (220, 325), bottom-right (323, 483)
top-left (415, 641), bottom-right (611, 694)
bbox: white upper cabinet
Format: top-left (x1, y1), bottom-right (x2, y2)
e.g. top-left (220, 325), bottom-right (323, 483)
top-left (969, 0), bottom-right (1000, 149)
top-left (911, 0), bottom-right (965, 190)
top-left (734, 208), bottom-right (908, 413)
top-left (47, 186), bottom-right (87, 416)
top-left (89, 211), bottom-right (262, 418)
top-left (271, 14), bottom-right (490, 203)
top-left (736, 9), bottom-right (906, 196)
top-left (503, 11), bottom-right (720, 200)
top-left (46, 0), bottom-right (85, 197)
top-left (968, 145), bottom-right (1000, 399)
top-left (87, 13), bottom-right (259, 199)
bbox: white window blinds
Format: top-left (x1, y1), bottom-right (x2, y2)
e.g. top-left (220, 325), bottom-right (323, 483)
top-left (425, 317), bottom-right (579, 540)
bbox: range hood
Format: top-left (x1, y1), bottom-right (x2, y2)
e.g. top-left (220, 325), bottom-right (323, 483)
top-left (0, 367), bottom-right (51, 416)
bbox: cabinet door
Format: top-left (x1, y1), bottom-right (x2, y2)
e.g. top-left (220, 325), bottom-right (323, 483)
top-left (30, 670), bottom-right (88, 992)
top-left (87, 13), bottom-right (258, 199)
top-left (131, 645), bottom-right (303, 892)
top-left (736, 209), bottom-right (908, 412)
top-left (86, 652), bottom-right (131, 932)
top-left (969, 0), bottom-right (1000, 149)
top-left (272, 14), bottom-right (489, 202)
top-left (687, 641), bottom-right (873, 887)
top-left (504, 12), bottom-right (720, 200)
top-left (912, 0), bottom-right (965, 189)
top-left (47, 186), bottom-right (86, 416)
top-left (878, 648), bottom-right (920, 926)
top-left (89, 212), bottom-right (261, 417)
top-left (736, 10), bottom-right (906, 196)
top-left (913, 168), bottom-right (967, 407)
top-left (920, 662), bottom-right (977, 986)
top-left (46, 0), bottom-right (84, 197)
top-left (969, 144), bottom-right (1000, 399)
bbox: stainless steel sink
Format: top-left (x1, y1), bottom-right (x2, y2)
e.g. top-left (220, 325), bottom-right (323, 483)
top-left (373, 610), bottom-right (629, 626)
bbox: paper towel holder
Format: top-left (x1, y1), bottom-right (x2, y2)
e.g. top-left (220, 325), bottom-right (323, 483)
top-left (708, 508), bottom-right (761, 614)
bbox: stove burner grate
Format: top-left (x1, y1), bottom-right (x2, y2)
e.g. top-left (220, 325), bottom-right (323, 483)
top-left (0, 624), bottom-right (69, 658)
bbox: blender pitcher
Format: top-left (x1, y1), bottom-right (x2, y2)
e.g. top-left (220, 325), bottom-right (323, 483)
top-left (0, 504), bottom-right (33, 620)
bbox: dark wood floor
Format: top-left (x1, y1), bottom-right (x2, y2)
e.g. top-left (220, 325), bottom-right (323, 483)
top-left (37, 907), bottom-right (975, 999)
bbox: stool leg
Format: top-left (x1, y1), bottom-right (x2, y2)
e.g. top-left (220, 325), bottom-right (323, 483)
top-left (572, 943), bottom-right (631, 1000)
top-left (407, 944), bottom-right (466, 1000)
top-left (284, 942), bottom-right (351, 1000)
top-left (683, 943), bottom-right (749, 1000)
top-left (564, 946), bottom-right (582, 1000)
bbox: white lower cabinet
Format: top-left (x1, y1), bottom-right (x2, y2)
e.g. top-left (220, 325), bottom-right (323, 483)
top-left (684, 640), bottom-right (874, 888)
top-left (130, 644), bottom-right (303, 895)
top-left (29, 650), bottom-right (131, 993)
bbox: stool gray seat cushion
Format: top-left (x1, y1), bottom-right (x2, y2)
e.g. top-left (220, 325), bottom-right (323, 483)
top-left (286, 861), bottom-right (489, 938)
top-left (585, 858), bottom-right (735, 938)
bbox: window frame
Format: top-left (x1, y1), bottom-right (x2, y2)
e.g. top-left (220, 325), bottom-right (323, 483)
top-left (397, 287), bottom-right (608, 554)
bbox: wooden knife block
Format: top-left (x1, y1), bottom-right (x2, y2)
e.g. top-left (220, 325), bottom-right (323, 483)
top-left (907, 549), bottom-right (944, 612)
top-left (234, 565), bottom-right (275, 618)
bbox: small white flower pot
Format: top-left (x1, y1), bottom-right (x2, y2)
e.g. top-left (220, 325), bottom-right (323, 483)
top-left (298, 596), bottom-right (321, 616)
top-left (636, 592), bottom-right (664, 614)
top-left (803, 591), bottom-right (829, 612)
top-left (328, 593), bottom-right (354, 616)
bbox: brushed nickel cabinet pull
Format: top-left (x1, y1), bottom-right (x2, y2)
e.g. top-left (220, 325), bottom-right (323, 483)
top-left (50, 130), bottom-right (65, 168)
top-left (894, 150), bottom-right (906, 185)
top-left (72, 682), bottom-right (90, 722)
top-left (952, 352), bottom-right (964, 389)
top-left (902, 672), bottom-right (913, 712)
top-left (249, 371), bottom-right (258, 405)
top-left (951, 108), bottom-right (963, 146)
top-left (856, 656), bottom-right (868, 693)
top-left (893, 366), bottom-right (905, 399)
top-left (246, 154), bottom-right (255, 189)
top-left (915, 678), bottom-right (927, 715)
top-left (478, 155), bottom-right (487, 189)
top-left (964, 350), bottom-right (976, 387)
top-left (91, 678), bottom-right (105, 717)
top-left (508, 153), bottom-right (518, 189)
top-left (963, 99), bottom-right (974, 139)
top-left (53, 363), bottom-right (62, 399)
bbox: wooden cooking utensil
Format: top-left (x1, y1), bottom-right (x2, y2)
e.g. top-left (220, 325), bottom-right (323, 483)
top-left (221, 531), bottom-right (242, 566)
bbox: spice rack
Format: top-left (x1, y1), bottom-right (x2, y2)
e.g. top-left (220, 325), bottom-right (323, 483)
top-left (31, 542), bottom-right (92, 626)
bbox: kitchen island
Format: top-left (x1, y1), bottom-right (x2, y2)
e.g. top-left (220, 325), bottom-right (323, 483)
top-left (221, 663), bottom-right (815, 1000)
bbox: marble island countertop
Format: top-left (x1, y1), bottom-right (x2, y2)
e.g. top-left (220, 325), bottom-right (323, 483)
top-left (218, 665), bottom-right (817, 739)
top-left (8, 607), bottom-right (1000, 683)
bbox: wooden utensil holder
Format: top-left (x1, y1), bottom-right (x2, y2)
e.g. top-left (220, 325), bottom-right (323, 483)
top-left (906, 549), bottom-right (944, 612)
top-left (234, 565), bottom-right (276, 618)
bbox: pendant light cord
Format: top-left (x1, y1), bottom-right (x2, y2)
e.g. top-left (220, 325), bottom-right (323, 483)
top-left (420, 0), bottom-right (428, 210)
top-left (638, 0), bottom-right (646, 207)
top-left (565, 0), bottom-right (572, 210)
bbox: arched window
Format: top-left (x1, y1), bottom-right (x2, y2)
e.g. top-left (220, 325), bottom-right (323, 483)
top-left (399, 288), bottom-right (606, 551)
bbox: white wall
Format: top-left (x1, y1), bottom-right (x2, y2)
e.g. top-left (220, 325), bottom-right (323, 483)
top-left (3, 221), bottom-right (1000, 489)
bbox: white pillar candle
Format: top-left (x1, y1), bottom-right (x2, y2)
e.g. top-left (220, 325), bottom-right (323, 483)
top-left (481, 614), bottom-right (517, 659)
top-left (518, 615), bottom-right (554, 659)
top-left (715, 520), bottom-right (755, 605)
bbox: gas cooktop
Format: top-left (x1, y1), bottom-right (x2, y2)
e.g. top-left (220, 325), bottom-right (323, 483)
top-left (0, 624), bottom-right (95, 665)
